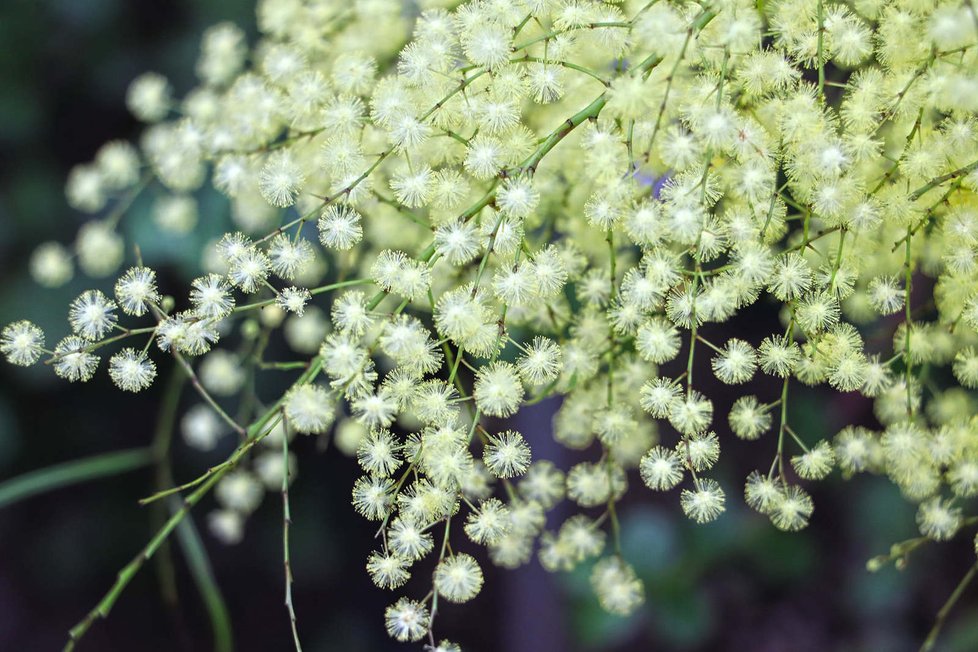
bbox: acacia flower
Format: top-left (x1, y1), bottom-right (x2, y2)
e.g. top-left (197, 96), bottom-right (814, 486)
top-left (0, 321), bottom-right (45, 366)
top-left (108, 348), bottom-right (157, 392)
top-left (68, 290), bottom-right (118, 341)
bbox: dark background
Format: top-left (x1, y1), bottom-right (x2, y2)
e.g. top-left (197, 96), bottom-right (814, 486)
top-left (1, 2), bottom-right (977, 651)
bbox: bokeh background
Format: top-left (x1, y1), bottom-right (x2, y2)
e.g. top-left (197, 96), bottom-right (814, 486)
top-left (1, 2), bottom-right (977, 651)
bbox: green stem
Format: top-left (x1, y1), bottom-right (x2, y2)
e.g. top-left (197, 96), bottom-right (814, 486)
top-left (606, 478), bottom-right (622, 556)
top-left (770, 372), bottom-right (791, 484)
top-left (44, 327), bottom-right (159, 364)
top-left (510, 55), bottom-right (610, 86)
top-left (103, 174), bottom-right (152, 229)
top-left (512, 21), bottom-right (630, 51)
top-left (921, 562), bottom-right (978, 652)
top-left (151, 370), bottom-right (233, 652)
top-left (816, 0), bottom-right (825, 99)
top-left (63, 359), bottom-right (324, 651)
top-left (904, 226), bottom-right (914, 419)
top-left (909, 158), bottom-right (978, 201)
top-left (642, 10), bottom-right (717, 159)
top-left (447, 346), bottom-right (465, 387)
top-left (150, 370), bottom-right (186, 619)
top-left (695, 334), bottom-right (723, 355)
top-left (518, 93), bottom-right (608, 174)
top-left (282, 421), bottom-right (303, 651)
top-left (260, 361), bottom-right (312, 371)
top-left (65, 458), bottom-right (228, 651)
top-left (784, 424), bottom-right (810, 453)
top-left (258, 70), bottom-right (489, 244)
top-left (172, 506), bottom-right (234, 652)
top-left (233, 278), bottom-right (371, 313)
top-left (172, 351), bottom-right (245, 437)
top-left (685, 267), bottom-right (702, 397)
top-left (372, 190), bottom-right (430, 228)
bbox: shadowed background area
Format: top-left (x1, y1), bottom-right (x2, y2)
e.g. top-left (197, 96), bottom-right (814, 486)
top-left (1, 2), bottom-right (977, 651)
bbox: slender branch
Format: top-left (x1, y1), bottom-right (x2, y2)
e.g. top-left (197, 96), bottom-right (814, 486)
top-left (258, 70), bottom-right (489, 244)
top-left (172, 351), bottom-right (246, 437)
top-left (102, 174), bottom-right (152, 229)
top-left (139, 468), bottom-right (222, 506)
top-left (233, 278), bottom-right (372, 313)
top-left (149, 370), bottom-right (186, 619)
top-left (512, 21), bottom-right (630, 51)
top-left (921, 562), bottom-right (978, 652)
top-left (282, 418), bottom-right (303, 652)
top-left (172, 504), bottom-right (234, 652)
top-left (516, 92), bottom-right (608, 175)
top-left (641, 9), bottom-right (717, 160)
top-left (909, 158), bottom-right (978, 201)
top-left (816, 0), bottom-right (825, 99)
top-left (43, 327), bottom-right (158, 364)
top-left (904, 226), bottom-right (914, 419)
top-left (372, 190), bottom-right (431, 228)
top-left (259, 361), bottom-right (311, 371)
top-left (151, 370), bottom-right (233, 652)
top-left (64, 359), bottom-right (324, 651)
top-left (427, 516), bottom-right (453, 645)
top-left (606, 479), bottom-right (622, 556)
top-left (65, 460), bottom-right (227, 651)
top-left (509, 54), bottom-right (610, 86)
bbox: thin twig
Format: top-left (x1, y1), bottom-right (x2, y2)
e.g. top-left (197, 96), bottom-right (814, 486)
top-left (149, 370), bottom-right (187, 623)
top-left (172, 350), bottom-right (246, 437)
top-left (282, 416), bottom-right (303, 651)
top-left (921, 562), bottom-right (978, 652)
top-left (64, 359), bottom-right (324, 651)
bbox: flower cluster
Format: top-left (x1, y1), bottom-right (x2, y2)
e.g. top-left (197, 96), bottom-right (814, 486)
top-left (4, 0), bottom-right (978, 649)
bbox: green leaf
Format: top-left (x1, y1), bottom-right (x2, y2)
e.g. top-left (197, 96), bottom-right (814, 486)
top-left (172, 500), bottom-right (234, 652)
top-left (0, 448), bottom-right (153, 509)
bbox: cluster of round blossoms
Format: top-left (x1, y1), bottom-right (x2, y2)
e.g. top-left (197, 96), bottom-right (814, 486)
top-left (4, 0), bottom-right (978, 649)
